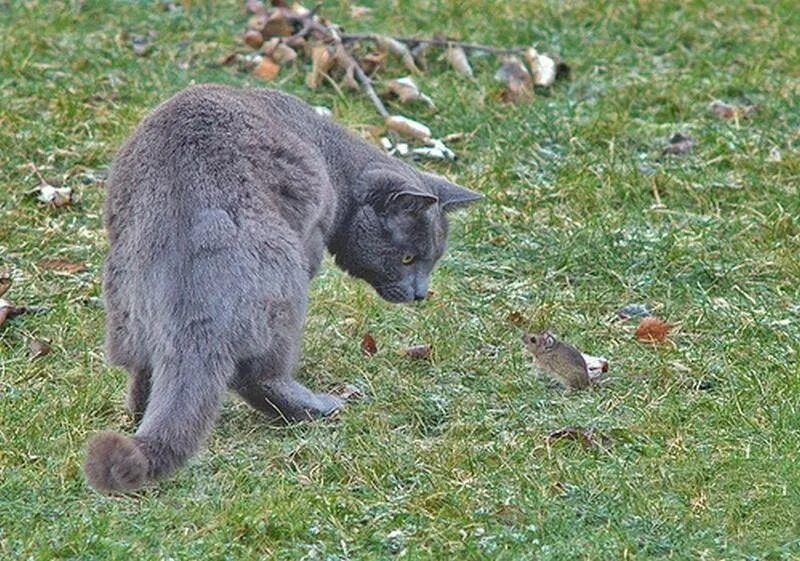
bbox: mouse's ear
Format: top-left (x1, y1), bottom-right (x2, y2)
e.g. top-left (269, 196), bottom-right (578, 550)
top-left (543, 331), bottom-right (556, 347)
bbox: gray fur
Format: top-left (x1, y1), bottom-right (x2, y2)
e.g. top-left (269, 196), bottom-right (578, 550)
top-left (83, 84), bottom-right (481, 493)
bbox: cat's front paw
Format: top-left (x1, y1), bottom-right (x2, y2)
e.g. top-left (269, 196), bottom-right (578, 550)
top-left (314, 393), bottom-right (344, 418)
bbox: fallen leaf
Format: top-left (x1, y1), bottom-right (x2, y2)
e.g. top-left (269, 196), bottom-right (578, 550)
top-left (335, 383), bottom-right (365, 400)
top-left (218, 51), bottom-right (241, 66)
top-left (360, 51), bottom-right (387, 74)
top-left (373, 34), bottom-right (419, 73)
top-left (129, 33), bottom-right (152, 57)
top-left (411, 42), bottom-right (432, 71)
top-left (767, 147), bottom-right (783, 163)
top-left (331, 45), bottom-right (359, 90)
top-left (385, 115), bottom-right (431, 141)
top-left (244, 29), bottom-right (264, 49)
top-left (710, 100), bottom-right (757, 120)
top-left (247, 13), bottom-right (269, 31)
top-left (28, 338), bottom-right (51, 360)
top-left (412, 139), bottom-right (455, 161)
top-left (581, 353), bottom-right (609, 380)
top-left (0, 273), bottom-right (10, 298)
top-left (0, 299), bottom-right (12, 328)
top-left (506, 311), bottom-right (524, 325)
top-left (361, 332), bottom-right (377, 356)
top-left (635, 316), bottom-right (671, 343)
top-left (261, 10), bottom-right (293, 38)
top-left (350, 5), bottom-right (371, 18)
top-left (251, 56), bottom-right (280, 79)
top-left (495, 56), bottom-right (532, 102)
top-left (547, 426), bottom-right (612, 449)
top-left (245, 0), bottom-right (266, 14)
top-left (524, 47), bottom-right (556, 86)
top-left (36, 258), bottom-right (87, 273)
top-left (313, 105), bottom-right (332, 118)
top-left (36, 185), bottom-right (73, 207)
top-left (403, 344), bottom-right (432, 359)
top-left (261, 38), bottom-right (297, 63)
top-left (385, 77), bottom-right (435, 108)
top-left (444, 44), bottom-right (473, 77)
top-left (663, 133), bottom-right (694, 156)
top-left (306, 45), bottom-right (335, 89)
top-left (616, 303), bottom-right (651, 320)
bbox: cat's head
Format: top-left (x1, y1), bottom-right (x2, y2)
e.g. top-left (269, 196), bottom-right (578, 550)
top-left (331, 164), bottom-right (481, 303)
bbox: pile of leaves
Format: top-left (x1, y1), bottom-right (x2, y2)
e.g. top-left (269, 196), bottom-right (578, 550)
top-left (225, 0), bottom-right (569, 155)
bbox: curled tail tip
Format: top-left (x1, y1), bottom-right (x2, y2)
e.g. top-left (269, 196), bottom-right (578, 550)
top-left (84, 431), bottom-right (150, 494)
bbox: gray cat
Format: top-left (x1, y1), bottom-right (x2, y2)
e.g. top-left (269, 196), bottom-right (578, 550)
top-left (83, 84), bottom-right (481, 493)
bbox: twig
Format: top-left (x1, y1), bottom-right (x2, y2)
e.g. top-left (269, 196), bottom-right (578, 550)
top-left (303, 20), bottom-right (390, 117)
top-left (340, 33), bottom-right (523, 56)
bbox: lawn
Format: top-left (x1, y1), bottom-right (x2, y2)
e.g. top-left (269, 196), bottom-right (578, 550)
top-left (1, 0), bottom-right (799, 559)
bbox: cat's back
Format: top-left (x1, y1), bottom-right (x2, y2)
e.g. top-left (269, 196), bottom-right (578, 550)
top-left (105, 84), bottom-right (334, 242)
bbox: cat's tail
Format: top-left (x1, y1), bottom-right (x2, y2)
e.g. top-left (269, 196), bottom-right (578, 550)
top-left (84, 347), bottom-right (232, 494)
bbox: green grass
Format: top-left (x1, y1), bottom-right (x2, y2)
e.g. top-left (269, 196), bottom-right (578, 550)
top-left (1, 0), bottom-right (799, 558)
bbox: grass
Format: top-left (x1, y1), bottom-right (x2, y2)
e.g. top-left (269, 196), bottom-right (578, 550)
top-left (1, 0), bottom-right (799, 558)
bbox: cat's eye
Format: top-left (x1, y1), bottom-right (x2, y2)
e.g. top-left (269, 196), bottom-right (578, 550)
top-left (401, 254), bottom-right (416, 265)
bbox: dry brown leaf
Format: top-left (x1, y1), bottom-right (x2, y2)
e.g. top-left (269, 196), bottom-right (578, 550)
top-left (247, 13), bottom-right (268, 31)
top-left (635, 316), bottom-right (671, 343)
top-left (335, 383), bottom-right (365, 400)
top-left (373, 34), bottom-right (419, 73)
top-left (385, 115), bottom-right (431, 141)
top-left (663, 133), bottom-right (694, 156)
top-left (28, 338), bottom-right (51, 360)
top-left (495, 56), bottom-right (532, 102)
top-left (385, 77), bottom-right (435, 108)
top-left (350, 5), bottom-right (371, 18)
top-left (37, 185), bottom-right (73, 207)
top-left (306, 45), bottom-right (335, 88)
top-left (245, 0), bottom-right (267, 15)
top-left (262, 38), bottom-right (297, 63)
top-left (0, 273), bottom-right (10, 299)
top-left (36, 258), bottom-right (87, 273)
top-left (547, 426), bottom-right (612, 450)
top-left (360, 51), bottom-right (387, 74)
top-left (244, 29), bottom-right (264, 49)
top-left (710, 100), bottom-right (757, 120)
top-left (581, 353), bottom-right (610, 380)
top-left (251, 56), bottom-right (280, 79)
top-left (444, 44), bottom-right (473, 77)
top-left (524, 47), bottom-right (556, 86)
top-left (404, 344), bottom-right (432, 359)
top-left (506, 311), bottom-right (524, 326)
top-left (411, 42), bottom-right (432, 71)
top-left (361, 332), bottom-right (377, 356)
top-left (262, 10), bottom-right (294, 38)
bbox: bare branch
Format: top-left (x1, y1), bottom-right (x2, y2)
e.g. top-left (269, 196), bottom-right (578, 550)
top-left (340, 33), bottom-right (523, 56)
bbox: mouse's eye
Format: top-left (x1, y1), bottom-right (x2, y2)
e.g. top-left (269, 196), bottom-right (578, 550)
top-left (401, 254), bottom-right (416, 265)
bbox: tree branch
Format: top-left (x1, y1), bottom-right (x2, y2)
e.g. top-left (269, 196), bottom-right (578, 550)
top-left (340, 33), bottom-right (523, 56)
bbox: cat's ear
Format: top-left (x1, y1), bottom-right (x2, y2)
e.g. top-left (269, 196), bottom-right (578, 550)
top-left (363, 169), bottom-right (439, 214)
top-left (425, 174), bottom-right (483, 211)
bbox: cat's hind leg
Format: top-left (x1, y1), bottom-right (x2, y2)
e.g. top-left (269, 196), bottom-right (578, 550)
top-left (84, 347), bottom-right (232, 494)
top-left (126, 368), bottom-right (151, 425)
